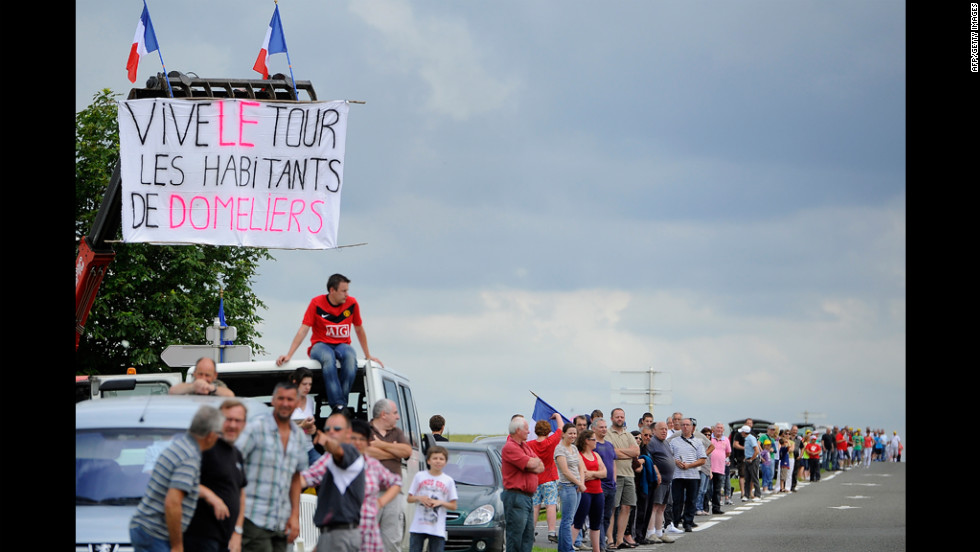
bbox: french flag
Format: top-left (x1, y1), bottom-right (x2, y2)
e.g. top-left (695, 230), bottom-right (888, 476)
top-left (253, 5), bottom-right (288, 79)
top-left (126, 3), bottom-right (159, 83)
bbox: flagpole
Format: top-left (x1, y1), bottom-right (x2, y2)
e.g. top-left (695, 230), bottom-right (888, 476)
top-left (143, 0), bottom-right (174, 97)
top-left (275, 1), bottom-right (300, 100)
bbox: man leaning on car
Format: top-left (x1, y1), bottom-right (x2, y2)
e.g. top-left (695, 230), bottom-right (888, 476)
top-left (128, 405), bottom-right (222, 552)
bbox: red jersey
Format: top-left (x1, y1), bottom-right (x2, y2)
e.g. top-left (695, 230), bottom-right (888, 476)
top-left (302, 295), bottom-right (362, 354)
top-left (804, 442), bottom-right (822, 459)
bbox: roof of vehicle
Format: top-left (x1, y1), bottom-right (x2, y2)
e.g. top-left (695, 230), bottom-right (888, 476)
top-left (76, 394), bottom-right (270, 430)
top-left (441, 440), bottom-right (502, 453)
top-left (727, 418), bottom-right (774, 435)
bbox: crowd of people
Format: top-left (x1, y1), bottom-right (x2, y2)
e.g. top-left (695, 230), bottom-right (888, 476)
top-left (145, 274), bottom-right (906, 552)
top-left (500, 410), bottom-right (903, 552)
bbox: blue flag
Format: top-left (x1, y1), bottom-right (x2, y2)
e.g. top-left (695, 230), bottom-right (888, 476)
top-left (531, 395), bottom-right (572, 432)
top-left (218, 298), bottom-right (234, 345)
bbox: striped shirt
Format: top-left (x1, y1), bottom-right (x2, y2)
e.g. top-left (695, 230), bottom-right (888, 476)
top-left (236, 413), bottom-right (309, 531)
top-left (129, 432), bottom-right (202, 540)
top-left (669, 434), bottom-right (706, 480)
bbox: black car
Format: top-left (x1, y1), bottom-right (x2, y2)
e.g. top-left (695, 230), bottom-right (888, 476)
top-left (433, 440), bottom-right (506, 552)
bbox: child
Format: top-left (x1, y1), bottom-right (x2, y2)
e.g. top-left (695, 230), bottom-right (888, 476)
top-left (760, 441), bottom-right (774, 492)
top-left (778, 438), bottom-right (790, 492)
top-left (407, 446), bottom-right (459, 552)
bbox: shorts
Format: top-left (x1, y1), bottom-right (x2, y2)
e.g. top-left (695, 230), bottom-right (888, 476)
top-left (614, 476), bottom-right (637, 507)
top-left (650, 480), bottom-right (671, 505)
top-left (533, 480), bottom-right (558, 506)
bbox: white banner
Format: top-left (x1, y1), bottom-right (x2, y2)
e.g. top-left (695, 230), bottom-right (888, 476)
top-left (117, 98), bottom-right (349, 249)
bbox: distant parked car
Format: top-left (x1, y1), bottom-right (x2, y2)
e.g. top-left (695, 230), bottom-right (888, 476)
top-left (472, 434), bottom-right (507, 456)
top-left (438, 440), bottom-right (507, 552)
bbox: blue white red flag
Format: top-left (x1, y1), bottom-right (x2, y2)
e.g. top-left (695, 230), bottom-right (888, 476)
top-left (253, 5), bottom-right (289, 79)
top-left (531, 395), bottom-right (573, 432)
top-left (126, 3), bottom-right (160, 83)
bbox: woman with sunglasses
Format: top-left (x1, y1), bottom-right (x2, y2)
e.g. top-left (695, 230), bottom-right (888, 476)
top-left (572, 430), bottom-right (608, 551)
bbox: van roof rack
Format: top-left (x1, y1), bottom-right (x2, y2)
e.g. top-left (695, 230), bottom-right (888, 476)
top-left (127, 71), bottom-right (317, 102)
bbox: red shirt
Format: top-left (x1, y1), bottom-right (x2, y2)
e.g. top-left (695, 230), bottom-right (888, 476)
top-left (526, 430), bottom-right (563, 485)
top-left (501, 435), bottom-right (540, 494)
top-left (836, 432), bottom-right (848, 451)
top-left (805, 442), bottom-right (822, 459)
top-left (302, 295), bottom-right (362, 354)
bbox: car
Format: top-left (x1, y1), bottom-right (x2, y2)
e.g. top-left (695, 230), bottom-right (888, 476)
top-left (75, 394), bottom-right (270, 552)
top-left (471, 435), bottom-right (507, 457)
top-left (434, 440), bottom-right (507, 552)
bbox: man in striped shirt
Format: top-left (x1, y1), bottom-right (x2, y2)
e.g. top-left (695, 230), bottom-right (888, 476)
top-left (668, 419), bottom-right (706, 533)
top-left (129, 405), bottom-right (223, 552)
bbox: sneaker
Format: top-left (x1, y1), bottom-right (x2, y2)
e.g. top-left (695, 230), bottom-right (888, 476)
top-left (645, 534), bottom-right (663, 544)
top-left (712, 509), bottom-right (724, 515)
top-left (548, 534), bottom-right (558, 543)
top-left (666, 523), bottom-right (684, 534)
top-left (659, 534), bottom-right (676, 544)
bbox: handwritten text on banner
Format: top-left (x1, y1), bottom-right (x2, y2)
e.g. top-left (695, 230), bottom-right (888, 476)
top-left (118, 98), bottom-right (349, 249)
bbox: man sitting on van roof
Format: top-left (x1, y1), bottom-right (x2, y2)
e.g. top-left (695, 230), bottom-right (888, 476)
top-left (170, 358), bottom-right (235, 397)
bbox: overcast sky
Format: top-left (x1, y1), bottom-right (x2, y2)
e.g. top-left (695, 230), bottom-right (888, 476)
top-left (77, 0), bottom-right (906, 442)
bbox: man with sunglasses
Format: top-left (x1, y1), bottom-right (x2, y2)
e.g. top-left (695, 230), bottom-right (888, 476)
top-left (301, 412), bottom-right (369, 552)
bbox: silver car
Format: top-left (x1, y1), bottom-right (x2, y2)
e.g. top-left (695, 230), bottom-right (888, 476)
top-left (75, 394), bottom-right (269, 552)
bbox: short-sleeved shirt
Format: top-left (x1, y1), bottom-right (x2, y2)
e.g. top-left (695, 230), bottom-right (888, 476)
top-left (527, 431), bottom-right (563, 484)
top-left (502, 435), bottom-right (540, 493)
top-left (370, 424), bottom-right (410, 475)
top-left (554, 442), bottom-right (581, 485)
top-left (708, 436), bottom-right (731, 475)
top-left (236, 413), bottom-right (309, 532)
top-left (129, 432), bottom-right (202, 541)
top-left (743, 434), bottom-right (760, 461)
top-left (669, 435), bottom-right (706, 480)
top-left (606, 426), bottom-right (638, 478)
top-left (184, 438), bottom-right (248, 544)
top-left (594, 440), bottom-right (618, 490)
top-left (302, 295), bottom-right (363, 354)
top-left (646, 436), bottom-right (674, 483)
top-left (408, 470), bottom-right (459, 537)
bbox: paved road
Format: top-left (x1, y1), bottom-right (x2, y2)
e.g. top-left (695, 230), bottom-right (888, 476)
top-left (533, 461), bottom-right (905, 552)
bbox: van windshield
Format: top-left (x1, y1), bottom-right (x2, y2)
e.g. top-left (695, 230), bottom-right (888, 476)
top-left (76, 428), bottom-right (183, 505)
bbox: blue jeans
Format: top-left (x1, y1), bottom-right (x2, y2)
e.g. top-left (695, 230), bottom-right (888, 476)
top-left (504, 490), bottom-right (535, 552)
top-left (760, 462), bottom-right (773, 490)
top-left (558, 483), bottom-right (580, 552)
top-left (696, 472), bottom-right (710, 510)
top-left (129, 525), bottom-right (170, 552)
top-left (309, 342), bottom-right (357, 408)
top-left (600, 484), bottom-right (616, 546)
top-left (410, 533), bottom-right (445, 552)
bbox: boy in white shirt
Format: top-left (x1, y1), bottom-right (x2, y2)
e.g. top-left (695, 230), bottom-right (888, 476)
top-left (407, 446), bottom-right (459, 552)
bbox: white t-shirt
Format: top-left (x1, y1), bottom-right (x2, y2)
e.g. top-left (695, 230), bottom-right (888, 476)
top-left (291, 395), bottom-right (315, 421)
top-left (408, 470), bottom-right (458, 537)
